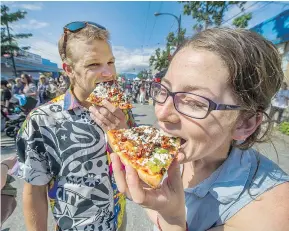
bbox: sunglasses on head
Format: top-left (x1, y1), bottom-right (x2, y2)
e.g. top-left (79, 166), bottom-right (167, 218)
top-left (62, 21), bottom-right (106, 59)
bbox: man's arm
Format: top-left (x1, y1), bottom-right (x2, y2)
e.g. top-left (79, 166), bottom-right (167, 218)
top-left (23, 183), bottom-right (48, 231)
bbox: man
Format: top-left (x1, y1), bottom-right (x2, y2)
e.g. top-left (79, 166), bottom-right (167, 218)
top-left (17, 22), bottom-right (135, 231)
top-left (12, 77), bottom-right (24, 95)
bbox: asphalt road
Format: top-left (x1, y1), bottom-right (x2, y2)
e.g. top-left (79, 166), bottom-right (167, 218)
top-left (1, 103), bottom-right (289, 231)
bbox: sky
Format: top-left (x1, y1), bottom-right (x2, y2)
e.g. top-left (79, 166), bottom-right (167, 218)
top-left (2, 1), bottom-right (289, 74)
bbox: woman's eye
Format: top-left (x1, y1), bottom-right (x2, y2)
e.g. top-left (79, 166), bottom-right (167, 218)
top-left (108, 61), bottom-right (115, 65)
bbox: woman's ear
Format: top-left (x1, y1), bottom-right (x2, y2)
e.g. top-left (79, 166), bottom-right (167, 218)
top-left (232, 113), bottom-right (263, 141)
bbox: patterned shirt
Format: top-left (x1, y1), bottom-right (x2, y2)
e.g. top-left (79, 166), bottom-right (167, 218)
top-left (16, 88), bottom-right (136, 231)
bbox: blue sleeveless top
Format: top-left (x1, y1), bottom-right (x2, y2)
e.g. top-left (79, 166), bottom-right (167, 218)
top-left (182, 148), bottom-right (289, 231)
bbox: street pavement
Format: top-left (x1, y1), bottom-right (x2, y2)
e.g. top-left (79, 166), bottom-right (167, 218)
top-left (1, 103), bottom-right (289, 231)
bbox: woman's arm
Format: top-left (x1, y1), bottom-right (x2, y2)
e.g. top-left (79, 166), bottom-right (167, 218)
top-left (208, 183), bottom-right (289, 231)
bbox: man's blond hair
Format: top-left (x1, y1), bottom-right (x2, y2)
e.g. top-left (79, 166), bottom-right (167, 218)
top-left (58, 24), bottom-right (110, 65)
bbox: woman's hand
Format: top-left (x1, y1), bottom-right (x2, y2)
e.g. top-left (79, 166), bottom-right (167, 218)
top-left (1, 156), bottom-right (17, 170)
top-left (89, 99), bottom-right (128, 132)
top-left (111, 153), bottom-right (186, 229)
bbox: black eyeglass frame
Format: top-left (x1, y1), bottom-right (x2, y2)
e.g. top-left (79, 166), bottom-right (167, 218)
top-left (62, 21), bottom-right (106, 59)
top-left (149, 81), bottom-right (242, 119)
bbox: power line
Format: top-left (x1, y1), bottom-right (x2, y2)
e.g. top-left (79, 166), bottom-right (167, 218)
top-left (147, 1), bottom-right (163, 46)
top-left (221, 1), bottom-right (268, 26)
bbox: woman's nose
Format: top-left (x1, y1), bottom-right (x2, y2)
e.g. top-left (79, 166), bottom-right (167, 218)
top-left (156, 96), bottom-right (179, 123)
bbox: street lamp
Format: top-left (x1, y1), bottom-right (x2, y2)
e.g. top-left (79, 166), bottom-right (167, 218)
top-left (154, 12), bottom-right (182, 46)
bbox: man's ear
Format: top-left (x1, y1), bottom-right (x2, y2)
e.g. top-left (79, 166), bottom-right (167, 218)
top-left (232, 113), bottom-right (263, 141)
top-left (62, 63), bottom-right (73, 76)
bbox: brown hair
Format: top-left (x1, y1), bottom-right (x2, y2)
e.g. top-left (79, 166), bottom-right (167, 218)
top-left (58, 24), bottom-right (110, 66)
top-left (174, 28), bottom-right (284, 149)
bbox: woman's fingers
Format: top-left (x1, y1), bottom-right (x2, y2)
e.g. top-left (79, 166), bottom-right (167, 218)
top-left (166, 159), bottom-right (183, 194)
top-left (110, 154), bottom-right (131, 199)
top-left (124, 164), bottom-right (146, 204)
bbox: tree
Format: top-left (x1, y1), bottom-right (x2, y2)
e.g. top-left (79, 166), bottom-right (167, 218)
top-left (232, 13), bottom-right (252, 28)
top-left (149, 28), bottom-right (186, 71)
top-left (137, 70), bottom-right (150, 79)
top-left (1, 4), bottom-right (32, 76)
top-left (149, 47), bottom-right (171, 72)
top-left (180, 1), bottom-right (247, 31)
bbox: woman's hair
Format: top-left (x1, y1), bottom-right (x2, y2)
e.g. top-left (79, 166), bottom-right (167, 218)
top-left (58, 24), bottom-right (110, 66)
top-left (21, 74), bottom-right (32, 84)
top-left (39, 75), bottom-right (46, 84)
top-left (174, 28), bottom-right (284, 149)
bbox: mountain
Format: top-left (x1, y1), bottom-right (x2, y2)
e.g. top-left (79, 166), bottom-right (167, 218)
top-left (119, 73), bottom-right (137, 80)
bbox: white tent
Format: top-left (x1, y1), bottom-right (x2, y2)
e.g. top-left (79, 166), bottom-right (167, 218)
top-left (134, 77), bottom-right (140, 81)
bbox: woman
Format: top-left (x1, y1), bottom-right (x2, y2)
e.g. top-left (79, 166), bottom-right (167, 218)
top-left (111, 28), bottom-right (289, 231)
top-left (57, 75), bottom-right (69, 95)
top-left (21, 74), bottom-right (38, 112)
top-left (21, 74), bottom-right (37, 98)
top-left (37, 75), bottom-right (48, 104)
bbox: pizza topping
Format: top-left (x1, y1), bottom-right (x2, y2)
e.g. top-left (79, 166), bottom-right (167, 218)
top-left (87, 80), bottom-right (132, 109)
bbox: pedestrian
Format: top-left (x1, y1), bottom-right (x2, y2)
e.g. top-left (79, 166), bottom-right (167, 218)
top-left (46, 78), bottom-right (58, 99)
top-left (37, 75), bottom-right (49, 104)
top-left (139, 82), bottom-right (146, 104)
top-left (1, 156), bottom-right (17, 226)
top-left (12, 77), bottom-right (24, 95)
top-left (16, 21), bottom-right (135, 231)
top-left (269, 82), bottom-right (289, 123)
top-left (111, 28), bottom-right (289, 231)
top-left (0, 80), bottom-right (12, 114)
top-left (20, 74), bottom-right (38, 113)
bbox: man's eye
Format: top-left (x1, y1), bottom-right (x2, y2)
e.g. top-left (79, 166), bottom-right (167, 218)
top-left (108, 61), bottom-right (115, 65)
top-left (88, 63), bottom-right (100, 67)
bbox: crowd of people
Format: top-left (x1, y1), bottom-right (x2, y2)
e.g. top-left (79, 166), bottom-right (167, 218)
top-left (1, 22), bottom-right (289, 231)
top-left (120, 79), bottom-right (153, 104)
top-left (0, 74), bottom-right (70, 115)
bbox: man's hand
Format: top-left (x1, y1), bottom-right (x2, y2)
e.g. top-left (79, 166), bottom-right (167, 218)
top-left (89, 99), bottom-right (128, 132)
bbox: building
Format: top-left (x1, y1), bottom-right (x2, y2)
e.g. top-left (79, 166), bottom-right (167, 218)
top-left (1, 50), bottom-right (61, 80)
top-left (251, 9), bottom-right (289, 80)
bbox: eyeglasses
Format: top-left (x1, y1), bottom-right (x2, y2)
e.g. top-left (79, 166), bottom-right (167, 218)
top-left (62, 21), bottom-right (106, 59)
top-left (149, 82), bottom-right (242, 119)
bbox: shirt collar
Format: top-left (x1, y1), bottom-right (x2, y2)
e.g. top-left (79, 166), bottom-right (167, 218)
top-left (63, 88), bottom-right (82, 111)
top-left (184, 148), bottom-right (253, 204)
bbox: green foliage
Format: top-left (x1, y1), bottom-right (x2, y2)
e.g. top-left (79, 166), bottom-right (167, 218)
top-left (1, 4), bottom-right (32, 56)
top-left (232, 13), bottom-right (252, 28)
top-left (180, 1), bottom-right (248, 31)
top-left (149, 47), bottom-right (171, 72)
top-left (137, 70), bottom-right (150, 79)
top-left (279, 122), bottom-right (289, 136)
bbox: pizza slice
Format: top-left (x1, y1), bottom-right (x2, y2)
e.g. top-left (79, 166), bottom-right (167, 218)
top-left (107, 126), bottom-right (181, 188)
top-left (86, 80), bottom-right (132, 109)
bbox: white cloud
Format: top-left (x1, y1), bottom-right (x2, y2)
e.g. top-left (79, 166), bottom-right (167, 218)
top-left (113, 46), bottom-right (157, 73)
top-left (18, 37), bottom-right (160, 72)
top-left (9, 3), bottom-right (43, 11)
top-left (12, 19), bottom-right (49, 30)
